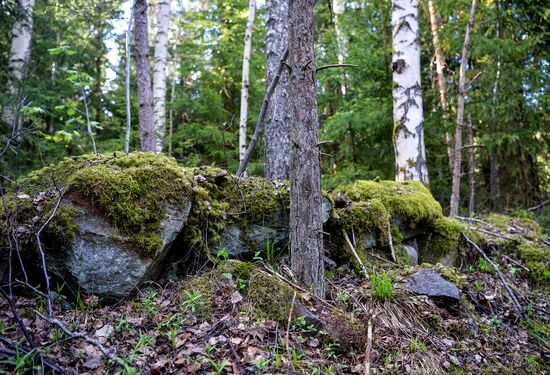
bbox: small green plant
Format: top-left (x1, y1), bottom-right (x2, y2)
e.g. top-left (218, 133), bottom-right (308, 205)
top-left (324, 341), bottom-right (341, 360)
top-left (255, 357), bottom-right (269, 371)
top-left (371, 271), bottom-right (393, 301)
top-left (409, 337), bottom-right (426, 352)
top-left (292, 316), bottom-right (316, 334)
top-left (181, 291), bottom-right (205, 314)
top-left (477, 258), bottom-right (493, 273)
top-left (490, 316), bottom-right (502, 326)
top-left (217, 248), bottom-right (229, 261)
top-left (209, 359), bottom-right (230, 374)
top-left (338, 288), bottom-right (350, 305)
top-left (141, 291), bottom-right (158, 316)
top-left (254, 240), bottom-right (278, 265)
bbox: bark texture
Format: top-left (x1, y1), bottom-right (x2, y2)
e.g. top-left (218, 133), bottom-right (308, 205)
top-left (239, 0), bottom-right (256, 166)
top-left (467, 113), bottom-right (475, 216)
top-left (264, 0), bottom-right (290, 179)
top-left (449, 0), bottom-right (478, 217)
top-left (153, 0), bottom-right (172, 153)
top-left (391, 0), bottom-right (428, 184)
top-left (134, 0), bottom-right (156, 152)
top-left (2, 0), bottom-right (35, 130)
top-left (125, 5), bottom-right (135, 154)
top-left (288, 0), bottom-right (325, 298)
top-left (428, 0), bottom-right (453, 169)
top-left (490, 0), bottom-right (501, 210)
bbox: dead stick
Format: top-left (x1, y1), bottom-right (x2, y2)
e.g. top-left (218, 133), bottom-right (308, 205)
top-left (387, 220), bottom-right (396, 262)
top-left (35, 310), bottom-right (118, 361)
top-left (462, 233), bottom-right (523, 315)
top-left (368, 252), bottom-right (399, 266)
top-left (470, 227), bottom-right (519, 242)
top-left (343, 229), bottom-right (369, 277)
top-left (317, 63), bottom-right (358, 72)
top-left (364, 319), bottom-right (373, 375)
top-left (286, 291), bottom-right (297, 371)
top-left (237, 48), bottom-right (289, 176)
top-left (502, 255), bottom-right (530, 272)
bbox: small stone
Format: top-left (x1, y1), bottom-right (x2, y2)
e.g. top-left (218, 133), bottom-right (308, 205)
top-left (449, 355), bottom-right (460, 366)
top-left (442, 338), bottom-right (455, 347)
top-left (474, 354), bottom-right (482, 363)
top-left (401, 269), bottom-right (460, 302)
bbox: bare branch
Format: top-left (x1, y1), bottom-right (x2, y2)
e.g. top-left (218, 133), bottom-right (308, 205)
top-left (316, 63), bottom-right (357, 72)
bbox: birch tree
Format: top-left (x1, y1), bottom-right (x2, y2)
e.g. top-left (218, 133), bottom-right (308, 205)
top-left (238, 0), bottom-right (256, 167)
top-left (288, 0), bottom-right (325, 298)
top-left (134, 0), bottom-right (156, 152)
top-left (264, 0), bottom-right (290, 179)
top-left (333, 0), bottom-right (347, 96)
top-left (2, 0), bottom-right (35, 131)
top-left (153, 0), bottom-right (171, 153)
top-left (391, 0), bottom-right (428, 184)
top-left (428, 0), bottom-right (453, 168)
top-left (449, 0), bottom-right (478, 217)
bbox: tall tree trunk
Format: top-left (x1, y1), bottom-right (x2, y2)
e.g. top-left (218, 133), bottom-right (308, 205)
top-left (490, 0), bottom-right (501, 210)
top-left (449, 0), bottom-right (478, 217)
top-left (2, 0), bottom-right (35, 131)
top-left (391, 0), bottom-right (428, 184)
top-left (428, 0), bottom-right (453, 170)
top-left (264, 0), bottom-right (290, 179)
top-left (239, 0), bottom-right (256, 168)
top-left (333, 0), bottom-right (347, 96)
top-left (288, 0), bottom-right (325, 298)
top-left (466, 113), bottom-right (475, 216)
top-left (168, 30), bottom-right (180, 156)
top-left (134, 0), bottom-right (156, 152)
top-left (153, 0), bottom-right (171, 153)
top-left (125, 5), bottom-right (135, 154)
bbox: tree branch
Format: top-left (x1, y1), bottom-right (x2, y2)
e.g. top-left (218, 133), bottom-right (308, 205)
top-left (316, 63), bottom-right (358, 72)
top-left (236, 48), bottom-right (289, 177)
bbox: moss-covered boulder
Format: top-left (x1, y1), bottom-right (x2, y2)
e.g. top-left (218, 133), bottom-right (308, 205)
top-left (1, 153), bottom-right (196, 300)
top-left (330, 180), bottom-right (463, 267)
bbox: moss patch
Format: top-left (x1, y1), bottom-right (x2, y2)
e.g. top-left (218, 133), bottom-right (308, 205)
top-left (334, 180), bottom-right (443, 224)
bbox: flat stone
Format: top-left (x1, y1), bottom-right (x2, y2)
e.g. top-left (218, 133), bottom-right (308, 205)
top-left (401, 269), bottom-right (460, 301)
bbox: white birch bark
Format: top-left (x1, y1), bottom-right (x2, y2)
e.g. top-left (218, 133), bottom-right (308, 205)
top-left (264, 0), bottom-right (290, 179)
top-left (449, 0), bottom-right (478, 217)
top-left (391, 0), bottom-right (428, 184)
top-left (333, 0), bottom-right (347, 96)
top-left (168, 31), bottom-right (180, 156)
top-left (238, 0), bottom-right (256, 166)
top-left (2, 0), bottom-right (35, 130)
top-left (153, 0), bottom-right (171, 153)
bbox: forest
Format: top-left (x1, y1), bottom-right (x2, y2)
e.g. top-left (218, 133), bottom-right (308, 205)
top-left (0, 0), bottom-right (549, 373)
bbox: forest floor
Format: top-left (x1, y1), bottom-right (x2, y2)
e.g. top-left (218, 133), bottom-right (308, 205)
top-left (1, 243), bottom-right (549, 375)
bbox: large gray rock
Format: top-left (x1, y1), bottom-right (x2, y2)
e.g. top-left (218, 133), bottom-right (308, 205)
top-left (47, 198), bottom-right (192, 301)
top-left (401, 269), bottom-right (460, 302)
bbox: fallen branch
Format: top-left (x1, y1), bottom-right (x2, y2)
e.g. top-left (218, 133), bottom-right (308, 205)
top-left (317, 63), bottom-right (358, 72)
top-left (237, 48), bottom-right (289, 177)
top-left (35, 310), bottom-right (118, 361)
top-left (387, 220), bottom-right (396, 262)
top-left (462, 233), bottom-right (523, 315)
top-left (528, 198), bottom-right (550, 212)
top-left (470, 227), bottom-right (519, 242)
top-left (286, 291), bottom-right (297, 371)
top-left (363, 318), bottom-right (373, 375)
top-left (368, 252), bottom-right (399, 266)
top-left (502, 255), bottom-right (530, 272)
top-left (342, 229), bottom-right (369, 277)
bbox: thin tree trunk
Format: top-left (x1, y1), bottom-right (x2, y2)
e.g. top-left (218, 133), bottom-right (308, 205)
top-left (82, 89), bottom-right (97, 154)
top-left (134, 0), bottom-right (156, 152)
top-left (2, 0), bottom-right (35, 130)
top-left (153, 0), bottom-right (171, 153)
top-left (288, 0), bottom-right (325, 298)
top-left (428, 0), bottom-right (453, 170)
top-left (333, 0), bottom-right (347, 96)
top-left (490, 0), bottom-right (501, 210)
top-left (467, 113), bottom-right (475, 216)
top-left (168, 31), bottom-right (180, 156)
top-left (391, 0), bottom-right (428, 184)
top-left (449, 0), bottom-right (478, 217)
top-left (239, 0), bottom-right (256, 169)
top-left (264, 0), bottom-right (290, 179)
top-left (125, 4), bottom-right (135, 154)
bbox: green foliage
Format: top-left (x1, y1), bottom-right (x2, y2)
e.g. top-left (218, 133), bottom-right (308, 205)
top-left (370, 271), bottom-right (394, 301)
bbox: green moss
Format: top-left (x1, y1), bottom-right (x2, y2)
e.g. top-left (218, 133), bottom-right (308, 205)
top-left (334, 180), bottom-right (443, 224)
top-left (429, 217), bottom-right (464, 258)
top-left (46, 205), bottom-right (80, 241)
top-left (516, 243), bottom-right (550, 285)
top-left (337, 199), bottom-right (389, 234)
top-left (178, 260), bottom-right (295, 323)
top-left (432, 263), bottom-right (462, 286)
